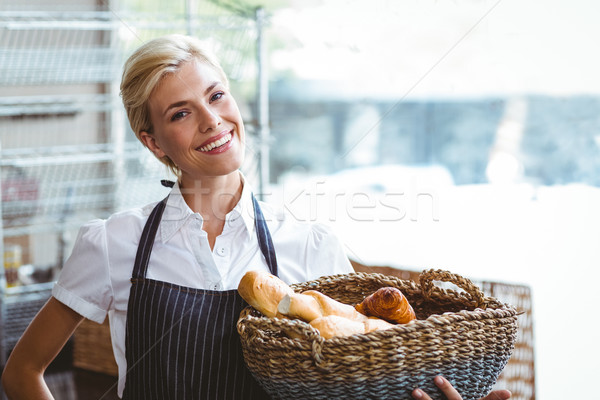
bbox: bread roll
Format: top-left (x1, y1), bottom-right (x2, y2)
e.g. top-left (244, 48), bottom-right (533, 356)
top-left (238, 270), bottom-right (294, 318)
top-left (355, 287), bottom-right (416, 324)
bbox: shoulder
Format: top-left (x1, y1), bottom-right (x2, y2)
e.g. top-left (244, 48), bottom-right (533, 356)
top-left (71, 201), bottom-right (159, 255)
top-left (257, 200), bottom-right (343, 247)
top-left (104, 202), bottom-right (157, 232)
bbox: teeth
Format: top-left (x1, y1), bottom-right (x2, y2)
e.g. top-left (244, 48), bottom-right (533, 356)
top-left (200, 133), bottom-right (232, 152)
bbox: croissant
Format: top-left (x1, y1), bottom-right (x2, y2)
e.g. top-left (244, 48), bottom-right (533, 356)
top-left (355, 287), bottom-right (416, 324)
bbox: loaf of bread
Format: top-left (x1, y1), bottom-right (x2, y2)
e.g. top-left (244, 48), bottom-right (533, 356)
top-left (278, 290), bottom-right (368, 323)
top-left (355, 287), bottom-right (416, 324)
top-left (238, 270), bottom-right (294, 318)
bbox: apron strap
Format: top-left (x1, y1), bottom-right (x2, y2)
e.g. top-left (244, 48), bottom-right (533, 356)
top-left (131, 195), bottom-right (168, 279)
top-left (252, 193), bottom-right (279, 277)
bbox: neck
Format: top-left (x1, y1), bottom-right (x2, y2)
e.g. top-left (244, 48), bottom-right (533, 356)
top-left (179, 171), bottom-right (243, 221)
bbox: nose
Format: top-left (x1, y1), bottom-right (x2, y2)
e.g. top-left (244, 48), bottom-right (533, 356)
top-left (198, 104), bottom-right (221, 133)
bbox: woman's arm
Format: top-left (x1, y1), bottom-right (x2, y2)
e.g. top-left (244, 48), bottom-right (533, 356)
top-left (412, 375), bottom-right (511, 400)
top-left (1, 297), bottom-right (84, 400)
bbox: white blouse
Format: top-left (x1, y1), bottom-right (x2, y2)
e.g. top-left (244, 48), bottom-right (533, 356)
top-left (52, 177), bottom-right (353, 397)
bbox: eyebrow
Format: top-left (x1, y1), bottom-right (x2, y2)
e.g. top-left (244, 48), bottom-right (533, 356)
top-left (163, 81), bottom-right (221, 116)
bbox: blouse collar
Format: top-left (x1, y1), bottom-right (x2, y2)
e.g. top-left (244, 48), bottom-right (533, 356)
top-left (158, 172), bottom-right (256, 243)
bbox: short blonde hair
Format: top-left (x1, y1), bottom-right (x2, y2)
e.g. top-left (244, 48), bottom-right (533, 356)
top-left (120, 34), bottom-right (229, 175)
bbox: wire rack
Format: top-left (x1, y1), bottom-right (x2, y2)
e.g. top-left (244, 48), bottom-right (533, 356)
top-left (0, 0), bottom-right (263, 370)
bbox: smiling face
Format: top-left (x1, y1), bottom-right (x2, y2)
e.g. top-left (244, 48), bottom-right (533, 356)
top-left (141, 60), bottom-right (245, 186)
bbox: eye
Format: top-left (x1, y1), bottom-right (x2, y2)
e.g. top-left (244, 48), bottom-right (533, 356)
top-left (210, 91), bottom-right (224, 102)
top-left (170, 110), bottom-right (188, 121)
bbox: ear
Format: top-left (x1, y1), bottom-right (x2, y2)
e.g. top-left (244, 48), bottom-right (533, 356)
top-left (140, 131), bottom-right (166, 159)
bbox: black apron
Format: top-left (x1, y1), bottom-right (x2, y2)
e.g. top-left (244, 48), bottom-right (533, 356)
top-left (122, 185), bottom-right (275, 399)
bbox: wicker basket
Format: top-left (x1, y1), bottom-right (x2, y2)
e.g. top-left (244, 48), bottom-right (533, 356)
top-left (237, 269), bottom-right (518, 400)
top-left (72, 318), bottom-right (119, 377)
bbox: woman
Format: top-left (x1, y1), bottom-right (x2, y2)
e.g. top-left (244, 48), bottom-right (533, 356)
top-left (1, 35), bottom-right (510, 400)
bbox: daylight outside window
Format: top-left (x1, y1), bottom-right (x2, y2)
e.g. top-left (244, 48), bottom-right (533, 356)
top-left (263, 2), bottom-right (599, 399)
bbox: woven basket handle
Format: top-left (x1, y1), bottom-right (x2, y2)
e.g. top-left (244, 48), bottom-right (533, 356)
top-left (237, 308), bottom-right (330, 371)
top-left (419, 269), bottom-right (487, 309)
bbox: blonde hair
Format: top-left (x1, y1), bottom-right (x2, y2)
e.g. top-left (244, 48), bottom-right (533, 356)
top-left (120, 34), bottom-right (229, 175)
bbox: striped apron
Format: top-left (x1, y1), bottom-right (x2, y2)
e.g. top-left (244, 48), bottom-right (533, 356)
top-left (122, 188), bottom-right (275, 399)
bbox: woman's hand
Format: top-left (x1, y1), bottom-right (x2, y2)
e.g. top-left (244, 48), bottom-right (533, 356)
top-left (411, 375), bottom-right (511, 400)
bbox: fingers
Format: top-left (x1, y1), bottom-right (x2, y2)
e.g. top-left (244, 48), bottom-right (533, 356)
top-left (412, 388), bottom-right (429, 399)
top-left (481, 389), bottom-right (512, 400)
top-left (434, 376), bottom-right (463, 400)
top-left (412, 376), bottom-right (511, 400)
top-left (412, 376), bottom-right (463, 400)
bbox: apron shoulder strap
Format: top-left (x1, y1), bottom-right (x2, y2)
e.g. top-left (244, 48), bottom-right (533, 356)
top-left (251, 193), bottom-right (278, 277)
top-left (132, 196), bottom-right (168, 279)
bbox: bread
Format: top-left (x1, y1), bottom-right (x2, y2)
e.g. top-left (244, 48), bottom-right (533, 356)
top-left (278, 290), bottom-right (399, 339)
top-left (277, 292), bottom-right (322, 322)
top-left (278, 290), bottom-right (368, 323)
top-left (237, 270), bottom-right (399, 339)
top-left (309, 315), bottom-right (396, 339)
top-left (238, 270), bottom-right (294, 318)
top-left (363, 317), bottom-right (396, 333)
top-left (309, 315), bottom-right (366, 339)
top-left (355, 287), bottom-right (416, 324)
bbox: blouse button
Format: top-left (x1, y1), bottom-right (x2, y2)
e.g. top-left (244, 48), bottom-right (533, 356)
top-left (216, 247), bottom-right (227, 257)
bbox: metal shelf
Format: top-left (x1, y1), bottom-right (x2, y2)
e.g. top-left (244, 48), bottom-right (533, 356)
top-left (1, 142), bottom-right (166, 228)
top-left (0, 11), bottom-right (117, 30)
top-left (0, 94), bottom-right (115, 117)
top-left (0, 282), bottom-right (54, 363)
top-left (0, 48), bottom-right (119, 85)
top-left (0, 1), bottom-right (265, 370)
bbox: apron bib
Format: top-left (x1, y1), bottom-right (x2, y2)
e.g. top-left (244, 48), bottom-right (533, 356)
top-left (123, 186), bottom-right (276, 399)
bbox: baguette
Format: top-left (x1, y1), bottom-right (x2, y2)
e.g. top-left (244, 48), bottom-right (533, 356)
top-left (309, 315), bottom-right (396, 339)
top-left (309, 315), bottom-right (365, 339)
top-left (364, 317), bottom-right (396, 333)
top-left (277, 290), bottom-right (368, 323)
top-left (238, 270), bottom-right (294, 318)
top-left (277, 292), bottom-right (322, 322)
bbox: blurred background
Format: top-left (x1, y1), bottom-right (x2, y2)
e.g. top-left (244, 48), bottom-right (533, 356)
top-left (1, 0), bottom-right (599, 398)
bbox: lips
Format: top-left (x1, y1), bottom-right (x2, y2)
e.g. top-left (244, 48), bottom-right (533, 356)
top-left (197, 131), bottom-right (233, 153)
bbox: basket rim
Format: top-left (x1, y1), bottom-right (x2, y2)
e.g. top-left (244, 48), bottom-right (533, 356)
top-left (238, 302), bottom-right (516, 343)
top-left (237, 270), bottom-right (518, 343)
top-left (289, 271), bottom-right (515, 311)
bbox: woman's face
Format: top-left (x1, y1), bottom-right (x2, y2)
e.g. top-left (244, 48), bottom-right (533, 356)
top-left (142, 60), bottom-right (245, 184)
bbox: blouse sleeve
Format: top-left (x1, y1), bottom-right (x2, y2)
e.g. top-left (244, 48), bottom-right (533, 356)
top-left (303, 223), bottom-right (354, 280)
top-left (51, 219), bottom-right (113, 323)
